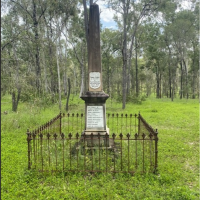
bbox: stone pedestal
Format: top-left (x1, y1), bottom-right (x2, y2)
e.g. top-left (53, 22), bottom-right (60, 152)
top-left (80, 91), bottom-right (109, 146)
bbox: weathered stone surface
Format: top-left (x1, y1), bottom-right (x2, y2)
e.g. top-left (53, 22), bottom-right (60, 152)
top-left (88, 4), bottom-right (102, 91)
top-left (80, 91), bottom-right (109, 103)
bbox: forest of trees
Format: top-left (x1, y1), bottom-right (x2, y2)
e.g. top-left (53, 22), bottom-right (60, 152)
top-left (1, 0), bottom-right (199, 111)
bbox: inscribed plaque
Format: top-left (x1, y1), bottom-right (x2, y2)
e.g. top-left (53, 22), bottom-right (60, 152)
top-left (89, 72), bottom-right (101, 89)
top-left (87, 106), bottom-right (104, 128)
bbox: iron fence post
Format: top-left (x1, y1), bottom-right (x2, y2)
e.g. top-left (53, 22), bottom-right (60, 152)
top-left (69, 133), bottom-right (72, 170)
top-left (76, 133), bottom-right (79, 170)
top-left (127, 133), bottom-right (130, 173)
top-left (106, 132), bottom-right (109, 173)
top-left (120, 133), bottom-right (123, 171)
top-left (27, 129), bottom-right (31, 170)
top-left (98, 133), bottom-right (101, 171)
top-left (61, 133), bottom-right (65, 171)
top-left (138, 113), bottom-right (140, 136)
top-left (142, 133), bottom-right (146, 173)
top-left (135, 133), bottom-right (138, 169)
top-left (112, 133), bottom-right (116, 173)
top-left (40, 133), bottom-right (44, 171)
top-left (154, 129), bottom-right (158, 173)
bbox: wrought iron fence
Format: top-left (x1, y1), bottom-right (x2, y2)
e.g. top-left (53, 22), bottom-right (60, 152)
top-left (27, 113), bottom-right (158, 174)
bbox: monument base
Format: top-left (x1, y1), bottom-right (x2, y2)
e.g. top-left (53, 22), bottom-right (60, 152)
top-left (80, 91), bottom-right (109, 147)
top-left (80, 91), bottom-right (109, 103)
top-left (83, 126), bottom-right (109, 136)
top-left (81, 127), bottom-right (110, 147)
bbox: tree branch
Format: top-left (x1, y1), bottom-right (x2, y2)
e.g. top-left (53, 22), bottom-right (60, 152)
top-left (10, 0), bottom-right (33, 19)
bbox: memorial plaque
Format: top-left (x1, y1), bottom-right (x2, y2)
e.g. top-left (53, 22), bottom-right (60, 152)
top-left (89, 72), bottom-right (101, 89)
top-left (87, 106), bottom-right (104, 128)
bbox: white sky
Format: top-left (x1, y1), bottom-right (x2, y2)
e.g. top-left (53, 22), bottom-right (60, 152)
top-left (88, 0), bottom-right (118, 29)
top-left (2, 0), bottom-right (193, 29)
top-left (96, 0), bottom-right (193, 29)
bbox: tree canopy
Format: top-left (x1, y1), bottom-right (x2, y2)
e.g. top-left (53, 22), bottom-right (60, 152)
top-left (1, 0), bottom-right (199, 110)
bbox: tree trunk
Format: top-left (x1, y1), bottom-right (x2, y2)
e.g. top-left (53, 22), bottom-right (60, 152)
top-left (168, 66), bottom-right (172, 98)
top-left (79, 62), bottom-right (85, 96)
top-left (122, 2), bottom-right (128, 109)
top-left (183, 59), bottom-right (188, 99)
top-left (191, 42), bottom-right (196, 99)
top-left (63, 45), bottom-right (68, 96)
top-left (167, 48), bottom-right (172, 99)
top-left (180, 61), bottom-right (183, 99)
top-left (32, 0), bottom-right (41, 92)
top-left (126, 34), bottom-right (134, 95)
top-left (192, 62), bottom-right (195, 99)
top-left (45, 18), bottom-right (55, 94)
top-left (159, 72), bottom-right (162, 98)
top-left (63, 71), bottom-right (67, 96)
top-left (66, 78), bottom-right (71, 112)
top-left (122, 56), bottom-right (127, 109)
top-left (73, 64), bottom-right (77, 95)
top-left (135, 38), bottom-right (139, 97)
top-left (56, 39), bottom-right (62, 110)
top-left (42, 49), bottom-right (48, 93)
top-left (171, 74), bottom-right (175, 101)
top-left (126, 53), bottom-right (131, 96)
top-left (12, 39), bottom-right (21, 112)
top-left (12, 88), bottom-right (21, 112)
top-left (156, 65), bottom-right (159, 98)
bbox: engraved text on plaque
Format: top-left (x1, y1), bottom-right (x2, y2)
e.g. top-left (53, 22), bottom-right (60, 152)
top-left (87, 106), bottom-right (104, 128)
top-left (89, 72), bottom-right (101, 89)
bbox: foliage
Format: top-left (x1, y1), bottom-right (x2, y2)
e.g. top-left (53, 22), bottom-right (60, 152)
top-left (116, 94), bottom-right (146, 104)
top-left (1, 0), bottom-right (199, 112)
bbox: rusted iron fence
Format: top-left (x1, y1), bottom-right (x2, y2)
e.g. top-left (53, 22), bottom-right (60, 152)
top-left (27, 113), bottom-right (158, 174)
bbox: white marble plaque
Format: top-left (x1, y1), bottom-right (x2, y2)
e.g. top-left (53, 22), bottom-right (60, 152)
top-left (87, 106), bottom-right (104, 128)
top-left (89, 72), bottom-right (101, 89)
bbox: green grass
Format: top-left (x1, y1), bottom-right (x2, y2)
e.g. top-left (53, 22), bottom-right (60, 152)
top-left (1, 95), bottom-right (199, 199)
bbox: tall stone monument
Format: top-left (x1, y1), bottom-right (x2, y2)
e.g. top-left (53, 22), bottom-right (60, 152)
top-left (80, 4), bottom-right (109, 145)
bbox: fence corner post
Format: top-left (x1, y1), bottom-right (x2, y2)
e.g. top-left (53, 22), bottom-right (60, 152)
top-left (138, 112), bottom-right (140, 135)
top-left (27, 129), bottom-right (31, 170)
top-left (154, 129), bottom-right (158, 174)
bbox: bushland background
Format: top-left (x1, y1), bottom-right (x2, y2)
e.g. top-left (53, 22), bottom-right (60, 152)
top-left (1, 0), bottom-right (199, 199)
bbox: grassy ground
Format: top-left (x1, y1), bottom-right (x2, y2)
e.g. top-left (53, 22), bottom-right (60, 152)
top-left (1, 95), bottom-right (199, 200)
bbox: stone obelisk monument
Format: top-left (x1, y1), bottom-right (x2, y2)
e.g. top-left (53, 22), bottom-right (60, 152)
top-left (80, 4), bottom-right (109, 145)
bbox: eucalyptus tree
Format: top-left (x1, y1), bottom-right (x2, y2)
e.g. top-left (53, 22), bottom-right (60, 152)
top-left (189, 2), bottom-right (199, 99)
top-left (1, 10), bottom-right (28, 111)
top-left (107, 0), bottom-right (161, 108)
top-left (42, 0), bottom-right (77, 96)
top-left (188, 3), bottom-right (199, 99)
top-left (158, 0), bottom-right (199, 99)
top-left (66, 11), bottom-right (88, 97)
top-left (188, 21), bottom-right (199, 98)
top-left (1, 0), bottom-right (78, 111)
top-left (165, 10), bottom-right (197, 99)
top-left (101, 28), bottom-right (121, 96)
top-left (4, 0), bottom-right (50, 93)
top-left (142, 22), bottom-right (166, 98)
top-left (50, 2), bottom-right (78, 109)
